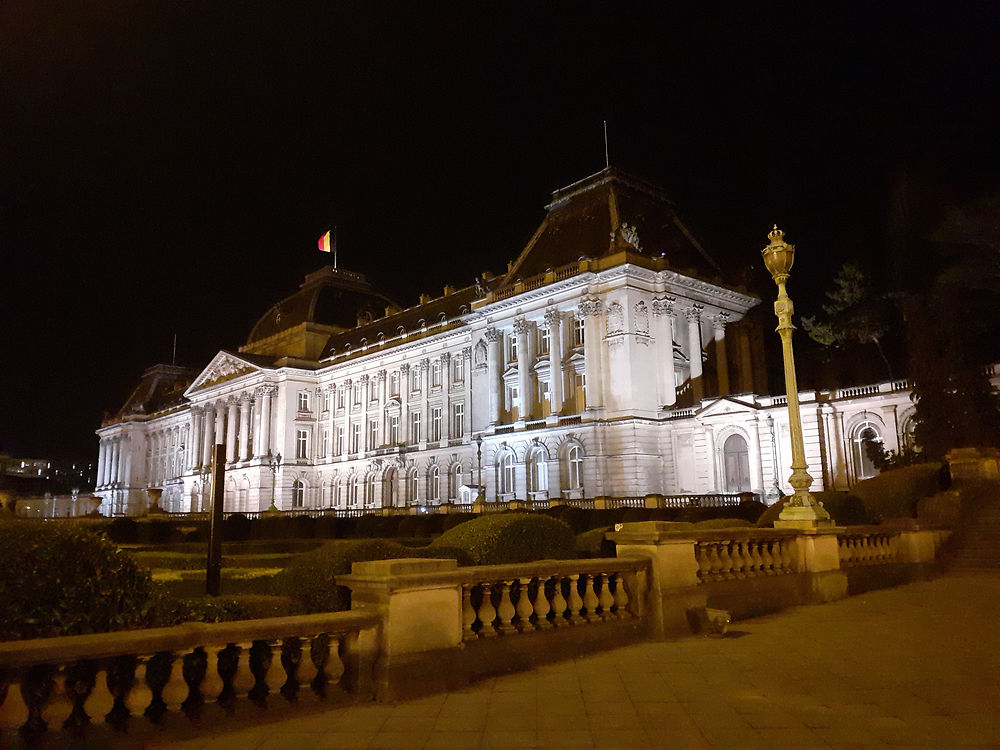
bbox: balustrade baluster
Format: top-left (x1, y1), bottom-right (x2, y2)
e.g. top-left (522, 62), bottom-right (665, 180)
top-left (707, 543), bottom-right (723, 581)
top-left (142, 651), bottom-right (174, 723)
top-left (760, 539), bottom-right (775, 575)
top-left (516, 577), bottom-right (535, 632)
top-left (839, 538), bottom-right (850, 563)
top-left (748, 539), bottom-right (764, 575)
top-left (462, 583), bottom-right (479, 640)
top-left (731, 540), bottom-right (748, 579)
top-left (181, 647), bottom-right (208, 719)
top-left (696, 543), bottom-right (711, 580)
top-left (477, 583), bottom-right (499, 637)
top-left (496, 581), bottom-right (517, 634)
top-left (20, 664), bottom-right (55, 737)
top-left (216, 644), bottom-right (241, 711)
top-left (248, 639), bottom-right (273, 707)
top-left (583, 573), bottom-right (601, 622)
top-left (550, 576), bottom-right (569, 626)
top-left (105, 654), bottom-right (137, 731)
top-left (533, 576), bottom-right (553, 629)
top-left (280, 637), bottom-right (303, 701)
top-left (310, 633), bottom-right (330, 696)
top-left (613, 572), bottom-right (631, 618)
top-left (62, 659), bottom-right (97, 730)
top-left (718, 541), bottom-right (735, 579)
top-left (598, 572), bottom-right (615, 620)
top-left (566, 574), bottom-right (584, 624)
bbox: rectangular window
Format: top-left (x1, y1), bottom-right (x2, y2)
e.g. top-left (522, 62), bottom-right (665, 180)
top-left (337, 389), bottom-right (346, 409)
top-left (297, 391), bottom-right (310, 412)
top-left (368, 419), bottom-right (378, 450)
top-left (351, 423), bottom-right (361, 454)
top-left (573, 317), bottom-right (585, 347)
top-left (453, 356), bottom-right (464, 382)
top-left (540, 380), bottom-right (549, 403)
top-left (453, 402), bottom-right (465, 436)
top-left (432, 361), bottom-right (442, 388)
top-left (336, 426), bottom-right (344, 455)
top-left (323, 390), bottom-right (332, 412)
top-left (508, 385), bottom-right (520, 420)
top-left (296, 429), bottom-right (309, 459)
top-left (431, 407), bottom-right (442, 442)
top-left (352, 382), bottom-right (362, 405)
top-left (411, 368), bottom-right (421, 392)
top-left (410, 411), bottom-right (421, 443)
top-left (390, 371), bottom-right (399, 396)
top-left (508, 335), bottom-right (518, 362)
top-left (539, 326), bottom-right (550, 354)
top-left (369, 379), bottom-right (378, 402)
top-left (389, 415), bottom-right (400, 444)
top-left (321, 428), bottom-right (330, 458)
top-left (576, 373), bottom-right (587, 410)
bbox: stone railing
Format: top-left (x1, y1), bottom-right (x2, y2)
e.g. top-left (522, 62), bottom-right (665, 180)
top-left (693, 530), bottom-right (799, 582)
top-left (837, 528), bottom-right (898, 566)
top-left (0, 611), bottom-right (379, 739)
top-left (456, 559), bottom-right (643, 639)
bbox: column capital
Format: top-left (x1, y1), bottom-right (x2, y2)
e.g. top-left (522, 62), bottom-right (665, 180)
top-left (240, 391), bottom-right (253, 403)
top-left (462, 345), bottom-right (472, 360)
top-left (651, 295), bottom-right (676, 316)
top-left (255, 384), bottom-right (277, 398)
top-left (190, 405), bottom-right (204, 416)
top-left (400, 363), bottom-right (410, 375)
top-left (376, 369), bottom-right (387, 383)
top-left (684, 303), bottom-right (704, 321)
top-left (711, 311), bottom-right (730, 330)
top-left (541, 308), bottom-right (562, 329)
top-left (358, 373), bottom-right (369, 384)
top-left (512, 317), bottom-right (531, 336)
top-left (227, 394), bottom-right (239, 406)
top-left (578, 297), bottom-right (603, 318)
top-left (343, 378), bottom-right (353, 387)
top-left (418, 357), bottom-right (431, 372)
top-left (440, 351), bottom-right (451, 365)
top-left (484, 325), bottom-right (501, 343)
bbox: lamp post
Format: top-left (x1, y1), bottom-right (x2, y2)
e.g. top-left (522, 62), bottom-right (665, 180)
top-left (765, 413), bottom-right (782, 503)
top-left (476, 434), bottom-right (484, 503)
top-left (265, 450), bottom-right (282, 513)
top-left (761, 225), bottom-right (831, 526)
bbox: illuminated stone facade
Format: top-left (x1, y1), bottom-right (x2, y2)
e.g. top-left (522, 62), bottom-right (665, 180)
top-left (93, 168), bottom-right (938, 515)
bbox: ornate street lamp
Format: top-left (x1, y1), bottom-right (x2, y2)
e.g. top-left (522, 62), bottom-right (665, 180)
top-left (761, 226), bottom-right (831, 526)
top-left (266, 450), bottom-right (282, 513)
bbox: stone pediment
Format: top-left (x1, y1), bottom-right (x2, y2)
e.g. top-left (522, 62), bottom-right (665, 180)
top-left (695, 396), bottom-right (758, 420)
top-left (186, 352), bottom-right (261, 394)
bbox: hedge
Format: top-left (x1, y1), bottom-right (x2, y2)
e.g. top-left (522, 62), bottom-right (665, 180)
top-left (430, 512), bottom-right (575, 565)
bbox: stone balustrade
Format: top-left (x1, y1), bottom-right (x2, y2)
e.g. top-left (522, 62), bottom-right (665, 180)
top-left (0, 611), bottom-right (379, 739)
top-left (694, 530), bottom-right (799, 582)
top-left (837, 529), bottom-right (898, 566)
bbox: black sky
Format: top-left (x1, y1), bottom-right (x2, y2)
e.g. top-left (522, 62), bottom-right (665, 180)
top-left (2, 1), bottom-right (998, 462)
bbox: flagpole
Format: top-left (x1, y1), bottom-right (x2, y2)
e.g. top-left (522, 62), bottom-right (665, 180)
top-left (603, 120), bottom-right (609, 168)
top-left (333, 226), bottom-right (337, 269)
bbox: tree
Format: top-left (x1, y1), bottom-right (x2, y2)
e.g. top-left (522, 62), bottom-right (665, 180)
top-left (801, 262), bottom-right (899, 380)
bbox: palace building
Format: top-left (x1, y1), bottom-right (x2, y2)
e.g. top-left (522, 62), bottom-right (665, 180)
top-left (94, 167), bottom-right (924, 516)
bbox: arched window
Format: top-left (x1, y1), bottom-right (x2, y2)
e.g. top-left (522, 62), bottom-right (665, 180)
top-left (526, 447), bottom-right (548, 495)
top-left (498, 451), bottom-right (516, 496)
top-left (448, 464), bottom-right (461, 500)
top-left (852, 421), bottom-right (883, 481)
top-left (428, 465), bottom-right (441, 502)
top-left (292, 479), bottom-right (305, 508)
top-left (564, 445), bottom-right (584, 491)
top-left (366, 473), bottom-right (377, 506)
top-left (406, 469), bottom-right (418, 505)
top-left (350, 474), bottom-right (360, 505)
top-left (383, 468), bottom-right (397, 507)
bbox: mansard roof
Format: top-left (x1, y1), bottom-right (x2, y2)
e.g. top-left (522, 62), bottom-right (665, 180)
top-left (502, 166), bottom-right (722, 284)
top-left (245, 266), bottom-right (399, 354)
top-left (104, 363), bottom-right (198, 425)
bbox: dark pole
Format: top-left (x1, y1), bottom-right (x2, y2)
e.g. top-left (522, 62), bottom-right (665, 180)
top-left (476, 434), bottom-right (483, 502)
top-left (206, 443), bottom-right (225, 596)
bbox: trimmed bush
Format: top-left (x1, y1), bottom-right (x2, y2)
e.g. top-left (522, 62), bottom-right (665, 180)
top-left (575, 527), bottom-right (613, 557)
top-left (354, 514), bottom-right (403, 539)
top-left (0, 520), bottom-right (154, 640)
top-left (430, 512), bottom-right (575, 565)
top-left (106, 517), bottom-right (139, 544)
top-left (441, 513), bottom-right (476, 532)
top-left (541, 505), bottom-right (590, 533)
top-left (223, 513), bottom-right (252, 541)
top-left (852, 463), bottom-right (945, 521)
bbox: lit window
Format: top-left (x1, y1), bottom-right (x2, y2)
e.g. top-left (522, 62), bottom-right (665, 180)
top-left (429, 465), bottom-right (440, 501)
top-left (500, 452), bottom-right (516, 495)
top-left (431, 407), bottom-right (442, 441)
top-left (292, 479), bottom-right (305, 508)
top-left (539, 326), bottom-right (550, 354)
top-left (567, 445), bottom-right (583, 490)
top-left (573, 317), bottom-right (585, 347)
top-left (296, 429), bottom-right (309, 459)
top-left (527, 449), bottom-right (548, 494)
top-left (453, 402), bottom-right (465, 436)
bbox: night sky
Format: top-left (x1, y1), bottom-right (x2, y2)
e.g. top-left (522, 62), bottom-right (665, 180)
top-left (2, 2), bottom-right (998, 463)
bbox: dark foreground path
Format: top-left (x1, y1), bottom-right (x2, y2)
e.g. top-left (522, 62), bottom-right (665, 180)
top-left (9, 574), bottom-right (1000, 749)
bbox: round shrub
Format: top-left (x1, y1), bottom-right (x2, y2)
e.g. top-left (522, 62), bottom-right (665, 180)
top-left (852, 463), bottom-right (945, 522)
top-left (541, 505), bottom-right (589, 533)
top-left (354, 514), bottom-right (402, 538)
top-left (397, 515), bottom-right (433, 538)
top-left (0, 520), bottom-right (154, 640)
top-left (430, 512), bottom-right (575, 565)
top-left (106, 517), bottom-right (139, 544)
top-left (575, 527), bottom-right (614, 557)
top-left (223, 513), bottom-right (252, 542)
top-left (139, 519), bottom-right (179, 544)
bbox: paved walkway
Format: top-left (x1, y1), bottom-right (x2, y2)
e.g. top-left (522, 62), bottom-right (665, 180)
top-left (18, 574), bottom-right (1000, 749)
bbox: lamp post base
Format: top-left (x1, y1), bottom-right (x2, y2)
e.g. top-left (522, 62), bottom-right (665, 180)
top-left (775, 501), bottom-right (833, 529)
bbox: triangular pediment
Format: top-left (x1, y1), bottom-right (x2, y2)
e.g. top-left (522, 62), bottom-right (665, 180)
top-left (186, 351), bottom-right (261, 395)
top-left (695, 395), bottom-right (759, 419)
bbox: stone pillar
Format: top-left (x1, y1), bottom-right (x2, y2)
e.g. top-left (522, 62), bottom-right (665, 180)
top-left (115, 437), bottom-right (126, 484)
top-left (485, 327), bottom-right (501, 424)
top-left (360, 374), bottom-right (371, 454)
top-left (186, 409), bottom-right (198, 470)
top-left (256, 387), bottom-right (273, 457)
top-left (462, 347), bottom-right (473, 437)
top-left (713, 313), bottom-right (730, 396)
top-left (419, 361), bottom-right (430, 442)
top-left (652, 296), bottom-right (677, 407)
top-left (342, 379), bottom-right (353, 456)
top-left (224, 397), bottom-right (238, 462)
top-left (214, 403), bottom-right (226, 458)
top-left (513, 318), bottom-right (532, 421)
top-left (748, 417), bottom-right (764, 494)
top-left (440, 354), bottom-right (451, 440)
top-left (685, 304), bottom-right (704, 401)
top-left (543, 309), bottom-right (564, 415)
top-left (96, 441), bottom-right (106, 486)
top-left (109, 438), bottom-right (120, 486)
top-left (121, 436), bottom-right (132, 487)
top-left (375, 371), bottom-right (386, 447)
top-left (738, 325), bottom-right (754, 393)
top-left (398, 369), bottom-right (409, 443)
top-left (202, 405), bottom-right (216, 466)
top-left (578, 297), bottom-right (604, 410)
top-left (238, 393), bottom-right (252, 460)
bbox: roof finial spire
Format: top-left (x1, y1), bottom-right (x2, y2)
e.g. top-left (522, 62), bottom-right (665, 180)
top-left (603, 120), bottom-right (610, 169)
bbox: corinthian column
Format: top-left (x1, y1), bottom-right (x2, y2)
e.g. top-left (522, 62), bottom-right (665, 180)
top-left (485, 326), bottom-right (502, 424)
top-left (578, 297), bottom-right (604, 410)
top-left (225, 397), bottom-right (238, 462)
top-left (202, 405), bottom-right (215, 466)
top-left (713, 312), bottom-right (730, 396)
top-left (685, 304), bottom-right (704, 401)
top-left (239, 393), bottom-right (252, 460)
top-left (513, 318), bottom-right (532, 421)
top-left (652, 296), bottom-right (677, 407)
top-left (256, 386), bottom-right (274, 457)
top-left (543, 309), bottom-right (563, 415)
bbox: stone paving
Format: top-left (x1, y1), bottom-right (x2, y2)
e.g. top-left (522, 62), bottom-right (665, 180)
top-left (21, 574), bottom-right (1000, 749)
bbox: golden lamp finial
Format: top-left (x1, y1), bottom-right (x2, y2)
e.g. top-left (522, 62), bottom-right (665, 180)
top-left (768, 224), bottom-right (784, 245)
